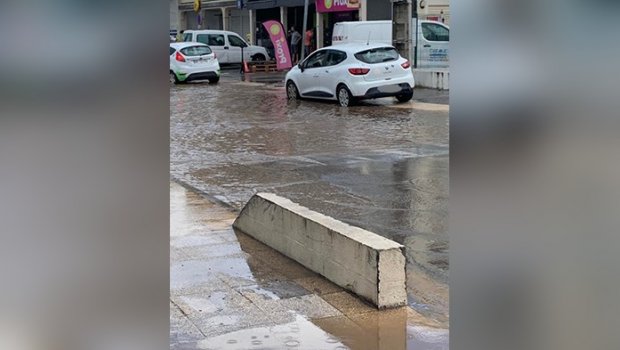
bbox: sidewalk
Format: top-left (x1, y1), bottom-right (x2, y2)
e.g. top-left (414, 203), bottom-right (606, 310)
top-left (170, 182), bottom-right (448, 350)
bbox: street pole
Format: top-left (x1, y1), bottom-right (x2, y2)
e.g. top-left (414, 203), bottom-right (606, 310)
top-left (413, 1), bottom-right (418, 68)
top-left (300, 0), bottom-right (309, 62)
top-left (238, 0), bottom-right (245, 73)
top-left (241, 12), bottom-right (245, 72)
top-left (391, 0), bottom-right (412, 60)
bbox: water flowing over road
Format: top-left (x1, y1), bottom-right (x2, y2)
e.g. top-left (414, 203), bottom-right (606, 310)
top-left (170, 72), bottom-right (449, 323)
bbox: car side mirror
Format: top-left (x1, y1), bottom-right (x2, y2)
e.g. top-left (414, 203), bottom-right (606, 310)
top-left (299, 63), bottom-right (304, 72)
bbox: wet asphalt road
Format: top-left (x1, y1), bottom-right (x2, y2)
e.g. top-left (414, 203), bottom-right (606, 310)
top-left (170, 70), bottom-right (449, 321)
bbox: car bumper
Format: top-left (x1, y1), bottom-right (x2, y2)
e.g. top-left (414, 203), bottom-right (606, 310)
top-left (174, 63), bottom-right (220, 82)
top-left (361, 83), bottom-right (413, 99)
top-left (183, 71), bottom-right (219, 82)
top-left (349, 75), bottom-right (415, 98)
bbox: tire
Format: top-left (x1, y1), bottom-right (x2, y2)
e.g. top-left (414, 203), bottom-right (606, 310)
top-left (252, 54), bottom-right (266, 62)
top-left (286, 81), bottom-right (300, 100)
top-left (396, 91), bottom-right (413, 103)
top-left (170, 71), bottom-right (179, 84)
top-left (208, 77), bottom-right (220, 84)
top-left (337, 85), bottom-right (354, 107)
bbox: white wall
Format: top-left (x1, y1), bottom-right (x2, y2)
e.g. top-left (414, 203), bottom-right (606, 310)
top-left (183, 11), bottom-right (202, 30)
top-left (418, 0), bottom-right (450, 24)
top-left (202, 9), bottom-right (223, 30)
top-left (228, 9), bottom-right (251, 38)
top-left (170, 0), bottom-right (179, 30)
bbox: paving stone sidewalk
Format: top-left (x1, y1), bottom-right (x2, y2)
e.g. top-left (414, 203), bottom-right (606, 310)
top-left (170, 182), bottom-right (448, 350)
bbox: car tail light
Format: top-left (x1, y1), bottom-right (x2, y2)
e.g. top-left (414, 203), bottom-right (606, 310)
top-left (175, 52), bottom-right (186, 62)
top-left (401, 60), bottom-right (411, 69)
top-left (213, 52), bottom-right (216, 59)
top-left (348, 68), bottom-right (370, 75)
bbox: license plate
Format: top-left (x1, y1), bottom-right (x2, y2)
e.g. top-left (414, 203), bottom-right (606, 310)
top-left (379, 85), bottom-right (401, 93)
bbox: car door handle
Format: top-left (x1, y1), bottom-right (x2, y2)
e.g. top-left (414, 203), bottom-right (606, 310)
top-left (224, 46), bottom-right (229, 49)
top-left (313, 74), bottom-right (319, 78)
top-left (424, 44), bottom-right (431, 48)
top-left (325, 70), bottom-right (329, 73)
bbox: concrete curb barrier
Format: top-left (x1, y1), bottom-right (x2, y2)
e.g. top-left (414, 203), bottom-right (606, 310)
top-left (413, 68), bottom-right (450, 90)
top-left (233, 193), bottom-right (407, 309)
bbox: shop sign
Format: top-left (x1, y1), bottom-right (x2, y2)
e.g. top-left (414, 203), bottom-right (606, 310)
top-left (262, 21), bottom-right (292, 70)
top-left (316, 0), bottom-right (360, 13)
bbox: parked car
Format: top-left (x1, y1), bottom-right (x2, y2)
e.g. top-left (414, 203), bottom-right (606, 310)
top-left (182, 29), bottom-right (270, 64)
top-left (170, 42), bottom-right (220, 84)
top-left (332, 20), bottom-right (449, 68)
top-left (285, 43), bottom-right (415, 107)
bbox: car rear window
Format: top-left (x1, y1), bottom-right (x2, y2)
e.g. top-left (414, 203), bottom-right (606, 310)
top-left (180, 46), bottom-right (212, 56)
top-left (354, 47), bottom-right (399, 64)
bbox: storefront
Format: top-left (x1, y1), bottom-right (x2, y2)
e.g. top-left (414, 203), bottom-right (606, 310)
top-left (315, 0), bottom-right (360, 47)
top-left (245, 0), bottom-right (316, 58)
top-left (241, 0), bottom-right (383, 54)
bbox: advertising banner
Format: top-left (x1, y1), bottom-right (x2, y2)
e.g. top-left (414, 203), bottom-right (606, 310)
top-left (262, 21), bottom-right (292, 70)
top-left (316, 0), bottom-right (360, 13)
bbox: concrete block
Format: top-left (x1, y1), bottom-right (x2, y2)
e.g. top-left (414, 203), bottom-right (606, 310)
top-left (233, 193), bottom-right (407, 308)
top-left (413, 68), bottom-right (450, 90)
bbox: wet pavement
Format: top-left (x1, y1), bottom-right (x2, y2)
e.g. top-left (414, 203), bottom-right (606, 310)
top-left (170, 69), bottom-right (449, 346)
top-left (222, 67), bottom-right (448, 105)
top-left (171, 183), bottom-right (448, 350)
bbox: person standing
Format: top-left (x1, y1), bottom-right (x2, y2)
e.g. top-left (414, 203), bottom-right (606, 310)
top-left (304, 28), bottom-right (314, 58)
top-left (290, 27), bottom-right (302, 63)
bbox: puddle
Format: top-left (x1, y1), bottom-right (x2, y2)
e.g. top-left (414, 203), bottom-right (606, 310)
top-left (196, 315), bottom-right (349, 350)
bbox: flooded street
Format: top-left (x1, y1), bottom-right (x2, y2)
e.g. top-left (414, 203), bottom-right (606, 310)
top-left (170, 69), bottom-right (449, 348)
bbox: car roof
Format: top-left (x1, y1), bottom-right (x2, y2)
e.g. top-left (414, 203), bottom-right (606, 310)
top-left (170, 42), bottom-right (208, 49)
top-left (324, 42), bottom-right (396, 53)
top-left (419, 19), bottom-right (449, 26)
top-left (183, 29), bottom-right (237, 35)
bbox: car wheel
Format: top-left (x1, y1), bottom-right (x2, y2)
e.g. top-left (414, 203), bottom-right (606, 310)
top-left (170, 71), bottom-right (179, 84)
top-left (337, 85), bottom-right (354, 107)
top-left (208, 77), bottom-right (220, 84)
top-left (396, 91), bottom-right (413, 103)
top-left (286, 81), bottom-right (300, 100)
top-left (252, 54), bottom-right (266, 62)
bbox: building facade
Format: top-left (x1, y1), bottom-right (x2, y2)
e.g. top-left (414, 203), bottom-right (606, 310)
top-left (418, 0), bottom-right (450, 24)
top-left (171, 0), bottom-right (449, 48)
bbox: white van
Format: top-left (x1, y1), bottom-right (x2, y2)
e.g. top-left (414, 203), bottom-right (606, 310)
top-left (183, 30), bottom-right (271, 64)
top-left (332, 20), bottom-right (449, 68)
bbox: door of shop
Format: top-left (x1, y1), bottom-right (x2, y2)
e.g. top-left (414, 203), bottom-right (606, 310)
top-left (324, 11), bottom-right (358, 47)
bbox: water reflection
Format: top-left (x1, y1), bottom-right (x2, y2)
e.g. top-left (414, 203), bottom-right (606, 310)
top-left (171, 78), bottom-right (449, 325)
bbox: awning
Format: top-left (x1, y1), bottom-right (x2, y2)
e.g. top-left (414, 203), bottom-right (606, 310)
top-left (244, 0), bottom-right (311, 10)
top-left (179, 0), bottom-right (237, 11)
top-left (316, 0), bottom-right (359, 13)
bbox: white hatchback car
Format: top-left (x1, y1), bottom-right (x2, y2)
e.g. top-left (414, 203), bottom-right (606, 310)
top-left (170, 42), bottom-right (220, 84)
top-left (285, 43), bottom-right (415, 107)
